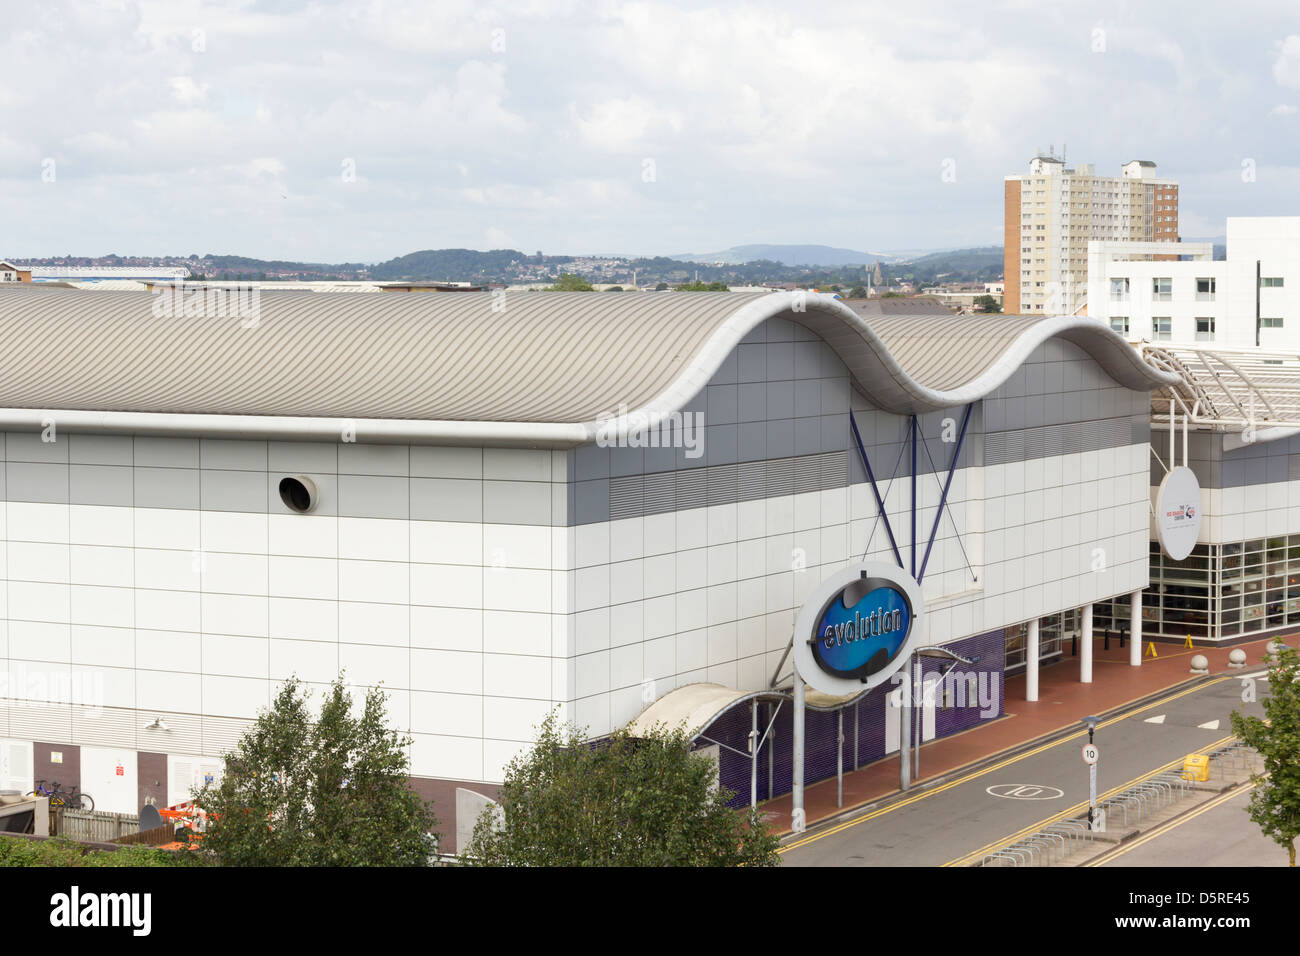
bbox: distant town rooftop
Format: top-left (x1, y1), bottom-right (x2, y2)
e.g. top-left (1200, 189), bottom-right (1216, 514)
top-left (25, 265), bottom-right (190, 281)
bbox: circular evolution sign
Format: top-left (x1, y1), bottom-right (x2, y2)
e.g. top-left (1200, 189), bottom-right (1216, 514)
top-left (1155, 465), bottom-right (1202, 562)
top-left (792, 562), bottom-right (924, 696)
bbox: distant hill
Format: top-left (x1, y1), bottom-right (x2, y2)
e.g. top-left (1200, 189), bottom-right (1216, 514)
top-left (898, 246), bottom-right (1003, 269)
top-left (368, 248), bottom-right (535, 280)
top-left (674, 244), bottom-right (907, 267)
top-left (29, 243), bottom-right (1008, 286)
top-left (882, 246), bottom-right (1005, 285)
top-left (201, 254), bottom-right (370, 274)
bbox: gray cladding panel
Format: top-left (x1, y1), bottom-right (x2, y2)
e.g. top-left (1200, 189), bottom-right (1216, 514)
top-left (607, 451), bottom-right (849, 521)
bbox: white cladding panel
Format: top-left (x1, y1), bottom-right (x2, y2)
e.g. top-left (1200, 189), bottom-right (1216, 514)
top-left (0, 325), bottom-right (1153, 784)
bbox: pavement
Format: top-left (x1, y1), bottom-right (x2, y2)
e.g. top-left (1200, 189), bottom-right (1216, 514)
top-left (772, 632), bottom-right (1292, 865)
top-left (1091, 782), bottom-right (1290, 867)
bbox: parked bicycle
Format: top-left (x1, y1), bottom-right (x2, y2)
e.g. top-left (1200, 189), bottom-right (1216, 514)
top-left (26, 780), bottom-right (95, 811)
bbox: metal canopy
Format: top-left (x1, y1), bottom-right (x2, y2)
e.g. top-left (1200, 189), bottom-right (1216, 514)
top-left (1142, 344), bottom-right (1300, 432)
top-left (625, 683), bottom-right (788, 740)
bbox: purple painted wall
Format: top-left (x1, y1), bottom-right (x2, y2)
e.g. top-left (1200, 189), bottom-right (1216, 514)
top-left (705, 628), bottom-right (1005, 808)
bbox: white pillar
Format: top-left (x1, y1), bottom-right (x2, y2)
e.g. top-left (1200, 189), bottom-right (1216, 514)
top-left (792, 670), bottom-right (805, 832)
top-left (1130, 588), bottom-right (1143, 666)
top-left (899, 663), bottom-right (912, 791)
top-left (1026, 619), bottom-right (1040, 702)
top-left (1080, 604), bottom-right (1094, 683)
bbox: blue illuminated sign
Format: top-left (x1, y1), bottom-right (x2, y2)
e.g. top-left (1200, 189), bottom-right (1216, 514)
top-left (809, 576), bottom-right (914, 681)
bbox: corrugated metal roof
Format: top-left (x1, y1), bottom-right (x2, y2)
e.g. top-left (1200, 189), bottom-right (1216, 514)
top-left (847, 296), bottom-right (954, 316)
top-left (0, 287), bottom-right (1177, 445)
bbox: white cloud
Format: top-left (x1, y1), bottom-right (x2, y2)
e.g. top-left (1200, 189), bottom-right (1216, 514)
top-left (3, 0), bottom-right (1299, 259)
top-left (169, 75), bottom-right (210, 105)
top-left (1274, 36), bottom-right (1300, 89)
top-left (573, 97), bottom-right (684, 152)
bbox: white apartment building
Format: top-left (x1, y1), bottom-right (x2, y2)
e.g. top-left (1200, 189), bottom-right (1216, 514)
top-left (1090, 217), bottom-right (1299, 349)
top-left (1004, 157), bottom-right (1179, 316)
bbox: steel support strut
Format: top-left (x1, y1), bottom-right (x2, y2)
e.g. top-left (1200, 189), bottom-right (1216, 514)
top-left (918, 404), bottom-right (973, 584)
top-left (849, 410), bottom-right (904, 569)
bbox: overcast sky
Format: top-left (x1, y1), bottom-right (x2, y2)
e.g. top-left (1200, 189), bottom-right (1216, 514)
top-left (2, 0), bottom-right (1298, 262)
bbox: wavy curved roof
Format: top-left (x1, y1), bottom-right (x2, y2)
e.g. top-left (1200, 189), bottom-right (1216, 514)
top-left (0, 286), bottom-right (1177, 445)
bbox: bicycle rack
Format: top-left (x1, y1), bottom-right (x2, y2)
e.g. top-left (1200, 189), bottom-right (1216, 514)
top-left (978, 742), bottom-right (1262, 867)
top-left (1045, 819), bottom-right (1092, 850)
top-left (982, 823), bottom-right (1081, 867)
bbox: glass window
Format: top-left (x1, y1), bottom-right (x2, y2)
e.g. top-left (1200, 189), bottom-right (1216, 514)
top-left (1110, 316), bottom-right (1130, 334)
top-left (1260, 277), bottom-right (1284, 288)
top-left (1196, 277), bottom-right (1216, 299)
top-left (1152, 277), bottom-right (1173, 301)
top-left (1195, 317), bottom-right (1215, 341)
top-left (1262, 317), bottom-right (1284, 329)
top-left (1153, 316), bottom-right (1172, 341)
top-left (1110, 277), bottom-right (1130, 299)
top-left (1004, 625), bottom-right (1025, 669)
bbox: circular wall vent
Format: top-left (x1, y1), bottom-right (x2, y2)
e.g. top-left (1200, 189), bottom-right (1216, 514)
top-left (278, 476), bottom-right (318, 514)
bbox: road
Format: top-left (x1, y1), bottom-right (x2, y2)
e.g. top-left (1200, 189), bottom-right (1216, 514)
top-left (781, 672), bottom-right (1269, 867)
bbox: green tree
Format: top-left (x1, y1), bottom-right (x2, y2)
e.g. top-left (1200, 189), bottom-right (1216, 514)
top-left (1231, 645), bottom-right (1300, 866)
top-left (547, 272), bottom-right (595, 291)
top-left (191, 676), bottom-right (438, 866)
top-left (848, 285), bottom-right (867, 299)
top-left (674, 280), bottom-right (730, 292)
top-left (654, 282), bottom-right (669, 291)
top-left (973, 294), bottom-right (1002, 313)
top-left (463, 711), bottom-right (779, 867)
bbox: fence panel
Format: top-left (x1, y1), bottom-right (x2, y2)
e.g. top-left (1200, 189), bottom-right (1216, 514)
top-left (56, 809), bottom-right (141, 843)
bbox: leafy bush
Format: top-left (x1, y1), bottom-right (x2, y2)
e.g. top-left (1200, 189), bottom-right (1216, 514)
top-left (0, 836), bottom-right (198, 867)
top-left (464, 712), bottom-right (779, 867)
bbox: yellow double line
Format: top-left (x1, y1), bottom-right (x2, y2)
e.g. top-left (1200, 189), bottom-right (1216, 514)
top-left (1084, 782), bottom-right (1257, 866)
top-left (780, 675), bottom-right (1233, 856)
top-left (945, 733), bottom-right (1235, 867)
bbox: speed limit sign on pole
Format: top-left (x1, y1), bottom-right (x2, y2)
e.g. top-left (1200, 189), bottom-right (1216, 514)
top-left (1082, 743), bottom-right (1099, 765)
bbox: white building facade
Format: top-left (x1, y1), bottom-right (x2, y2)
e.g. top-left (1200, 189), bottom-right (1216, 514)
top-left (1090, 217), bottom-right (1300, 349)
top-left (0, 287), bottom-right (1174, 846)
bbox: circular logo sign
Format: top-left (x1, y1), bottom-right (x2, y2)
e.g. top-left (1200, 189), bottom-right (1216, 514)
top-left (986, 784), bottom-right (1065, 800)
top-left (792, 562), bottom-right (924, 696)
top-left (1082, 744), bottom-right (1099, 765)
top-left (1155, 465), bottom-right (1202, 562)
top-left (811, 577), bottom-right (912, 681)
